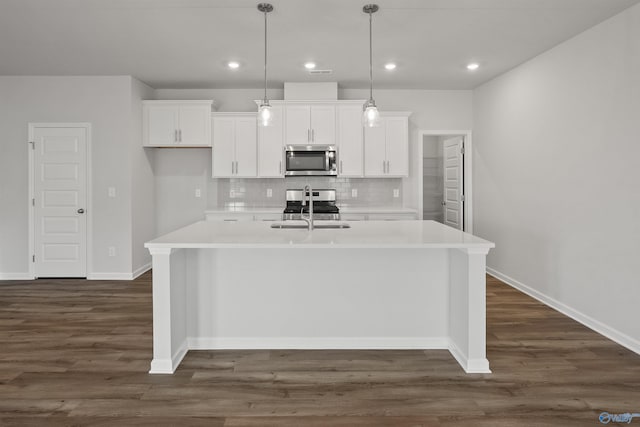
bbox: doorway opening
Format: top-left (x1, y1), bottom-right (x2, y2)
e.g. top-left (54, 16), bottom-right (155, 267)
top-left (419, 131), bottom-right (472, 232)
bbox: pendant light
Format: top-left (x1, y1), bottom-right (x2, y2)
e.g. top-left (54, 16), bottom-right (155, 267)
top-left (257, 3), bottom-right (273, 127)
top-left (363, 4), bottom-right (381, 127)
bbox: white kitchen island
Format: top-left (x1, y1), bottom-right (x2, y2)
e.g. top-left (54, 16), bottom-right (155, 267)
top-left (145, 220), bottom-right (495, 375)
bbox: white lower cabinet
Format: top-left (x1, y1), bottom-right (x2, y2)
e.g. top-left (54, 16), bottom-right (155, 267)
top-left (364, 113), bottom-right (410, 177)
top-left (212, 113), bottom-right (257, 178)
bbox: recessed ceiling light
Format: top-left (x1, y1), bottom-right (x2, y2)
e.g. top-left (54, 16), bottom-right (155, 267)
top-left (227, 61), bottom-right (240, 69)
top-left (466, 63), bottom-right (480, 71)
top-left (304, 62), bottom-right (316, 70)
top-left (384, 63), bottom-right (396, 70)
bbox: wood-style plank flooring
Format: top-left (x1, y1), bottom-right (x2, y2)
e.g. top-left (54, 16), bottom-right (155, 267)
top-left (0, 272), bottom-right (638, 426)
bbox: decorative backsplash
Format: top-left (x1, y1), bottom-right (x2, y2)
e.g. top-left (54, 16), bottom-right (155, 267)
top-left (214, 177), bottom-right (403, 210)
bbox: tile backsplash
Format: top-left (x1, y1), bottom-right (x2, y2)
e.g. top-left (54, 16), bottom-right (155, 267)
top-left (213, 177), bottom-right (403, 210)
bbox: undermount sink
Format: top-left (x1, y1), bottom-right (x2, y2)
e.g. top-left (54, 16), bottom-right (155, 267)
top-left (270, 222), bottom-right (351, 230)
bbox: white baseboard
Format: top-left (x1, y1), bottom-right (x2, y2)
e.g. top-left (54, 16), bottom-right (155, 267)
top-left (87, 272), bottom-right (136, 281)
top-left (448, 340), bottom-right (491, 374)
top-left (0, 272), bottom-right (33, 281)
top-left (487, 267), bottom-right (640, 356)
top-left (188, 337), bottom-right (450, 350)
top-left (86, 263), bottom-right (150, 281)
top-left (132, 263), bottom-right (151, 280)
top-left (149, 339), bottom-right (188, 374)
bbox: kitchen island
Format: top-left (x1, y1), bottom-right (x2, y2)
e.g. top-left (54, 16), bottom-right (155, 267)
top-left (145, 220), bottom-right (495, 374)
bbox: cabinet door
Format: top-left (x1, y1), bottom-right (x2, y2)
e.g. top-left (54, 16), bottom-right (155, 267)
top-left (258, 105), bottom-right (284, 177)
top-left (385, 117), bottom-right (409, 176)
top-left (363, 121), bottom-right (387, 176)
top-left (337, 105), bottom-right (363, 177)
top-left (309, 105), bottom-right (336, 145)
top-left (212, 117), bottom-right (235, 177)
top-left (285, 105), bottom-right (311, 145)
top-left (179, 105), bottom-right (211, 146)
top-left (145, 105), bottom-right (178, 146)
top-left (234, 117), bottom-right (258, 177)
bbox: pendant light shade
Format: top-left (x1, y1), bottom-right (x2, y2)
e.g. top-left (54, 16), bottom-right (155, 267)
top-left (363, 4), bottom-right (380, 127)
top-left (257, 3), bottom-right (273, 127)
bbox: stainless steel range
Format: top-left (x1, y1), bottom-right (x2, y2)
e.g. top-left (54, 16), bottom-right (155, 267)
top-left (283, 189), bottom-right (340, 221)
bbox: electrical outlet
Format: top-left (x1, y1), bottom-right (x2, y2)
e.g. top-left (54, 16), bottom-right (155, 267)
top-left (266, 188), bottom-right (273, 198)
top-left (351, 188), bottom-right (358, 198)
top-left (108, 187), bottom-right (116, 198)
top-left (195, 188), bottom-right (201, 198)
top-left (108, 246), bottom-right (116, 257)
top-left (393, 189), bottom-right (400, 198)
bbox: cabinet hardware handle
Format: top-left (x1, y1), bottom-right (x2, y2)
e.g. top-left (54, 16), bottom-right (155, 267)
top-left (312, 129), bottom-right (315, 142)
top-left (382, 160), bottom-right (386, 174)
top-left (231, 161), bottom-right (235, 175)
top-left (279, 161), bottom-right (282, 175)
top-left (174, 130), bottom-right (178, 142)
top-left (386, 161), bottom-right (390, 174)
top-left (340, 160), bottom-right (343, 174)
top-left (77, 208), bottom-right (85, 214)
top-left (307, 129), bottom-right (310, 142)
top-left (179, 129), bottom-right (182, 142)
top-left (235, 161), bottom-right (238, 175)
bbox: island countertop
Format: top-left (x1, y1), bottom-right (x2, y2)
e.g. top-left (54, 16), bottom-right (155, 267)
top-left (145, 220), bottom-right (494, 250)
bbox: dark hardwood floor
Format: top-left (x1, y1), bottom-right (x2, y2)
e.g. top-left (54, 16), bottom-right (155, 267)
top-left (0, 272), bottom-right (638, 426)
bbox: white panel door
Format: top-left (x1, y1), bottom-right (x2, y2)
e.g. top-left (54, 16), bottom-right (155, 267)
top-left (336, 105), bottom-right (363, 177)
top-left (234, 117), bottom-right (258, 177)
top-left (258, 105), bottom-right (284, 177)
top-left (212, 117), bottom-right (235, 177)
top-left (309, 105), bottom-right (336, 145)
top-left (385, 117), bottom-right (409, 176)
top-left (33, 127), bottom-right (87, 277)
top-left (178, 105), bottom-right (211, 146)
top-left (443, 136), bottom-right (464, 230)
top-left (363, 121), bottom-right (387, 176)
top-left (285, 105), bottom-right (311, 145)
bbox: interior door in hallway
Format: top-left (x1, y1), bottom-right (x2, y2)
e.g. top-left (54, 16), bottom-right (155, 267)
top-left (32, 126), bottom-right (88, 277)
top-left (443, 136), bottom-right (464, 230)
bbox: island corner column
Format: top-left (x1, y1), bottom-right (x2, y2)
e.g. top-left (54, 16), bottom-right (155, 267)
top-left (147, 247), bottom-right (189, 374)
top-left (448, 247), bottom-right (491, 373)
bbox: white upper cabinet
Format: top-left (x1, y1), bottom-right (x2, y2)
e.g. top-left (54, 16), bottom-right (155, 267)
top-left (258, 104), bottom-right (284, 178)
top-left (337, 104), bottom-right (364, 177)
top-left (364, 113), bottom-right (410, 178)
top-left (143, 100), bottom-right (212, 147)
top-left (285, 103), bottom-right (336, 145)
top-left (212, 113), bottom-right (257, 178)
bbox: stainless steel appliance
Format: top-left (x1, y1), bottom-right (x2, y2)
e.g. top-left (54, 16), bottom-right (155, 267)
top-left (283, 188), bottom-right (340, 221)
top-left (284, 145), bottom-right (337, 176)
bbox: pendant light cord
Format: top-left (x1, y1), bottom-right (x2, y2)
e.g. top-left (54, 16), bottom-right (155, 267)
top-left (368, 9), bottom-right (373, 102)
top-left (263, 8), bottom-right (268, 103)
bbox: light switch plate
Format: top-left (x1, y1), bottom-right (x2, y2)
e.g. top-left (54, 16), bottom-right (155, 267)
top-left (267, 188), bottom-right (273, 198)
top-left (108, 187), bottom-right (116, 198)
top-left (351, 188), bottom-right (358, 198)
top-left (195, 189), bottom-right (201, 198)
top-left (393, 189), bottom-right (400, 198)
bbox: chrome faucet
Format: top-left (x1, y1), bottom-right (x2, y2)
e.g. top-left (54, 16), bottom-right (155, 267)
top-left (301, 184), bottom-right (314, 230)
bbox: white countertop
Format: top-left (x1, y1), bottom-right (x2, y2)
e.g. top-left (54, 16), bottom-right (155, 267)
top-left (145, 220), bottom-right (494, 250)
top-left (204, 207), bottom-right (418, 214)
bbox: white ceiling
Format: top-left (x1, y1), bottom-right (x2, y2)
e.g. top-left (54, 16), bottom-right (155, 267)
top-left (1, 0), bottom-right (638, 90)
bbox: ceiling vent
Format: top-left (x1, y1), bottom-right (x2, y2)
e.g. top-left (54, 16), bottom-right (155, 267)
top-left (308, 69), bottom-right (333, 75)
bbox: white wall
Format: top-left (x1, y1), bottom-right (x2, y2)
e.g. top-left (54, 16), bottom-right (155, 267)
top-left (0, 76), bottom-right (153, 279)
top-left (130, 78), bottom-right (155, 275)
top-left (473, 4), bottom-right (640, 350)
top-left (153, 88), bottom-right (472, 233)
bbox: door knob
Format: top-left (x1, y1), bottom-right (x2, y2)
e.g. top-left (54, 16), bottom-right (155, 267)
top-left (441, 201), bottom-right (446, 206)
top-left (77, 208), bottom-right (85, 214)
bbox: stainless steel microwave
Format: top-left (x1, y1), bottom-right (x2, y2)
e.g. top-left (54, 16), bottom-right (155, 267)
top-left (284, 145), bottom-right (338, 176)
